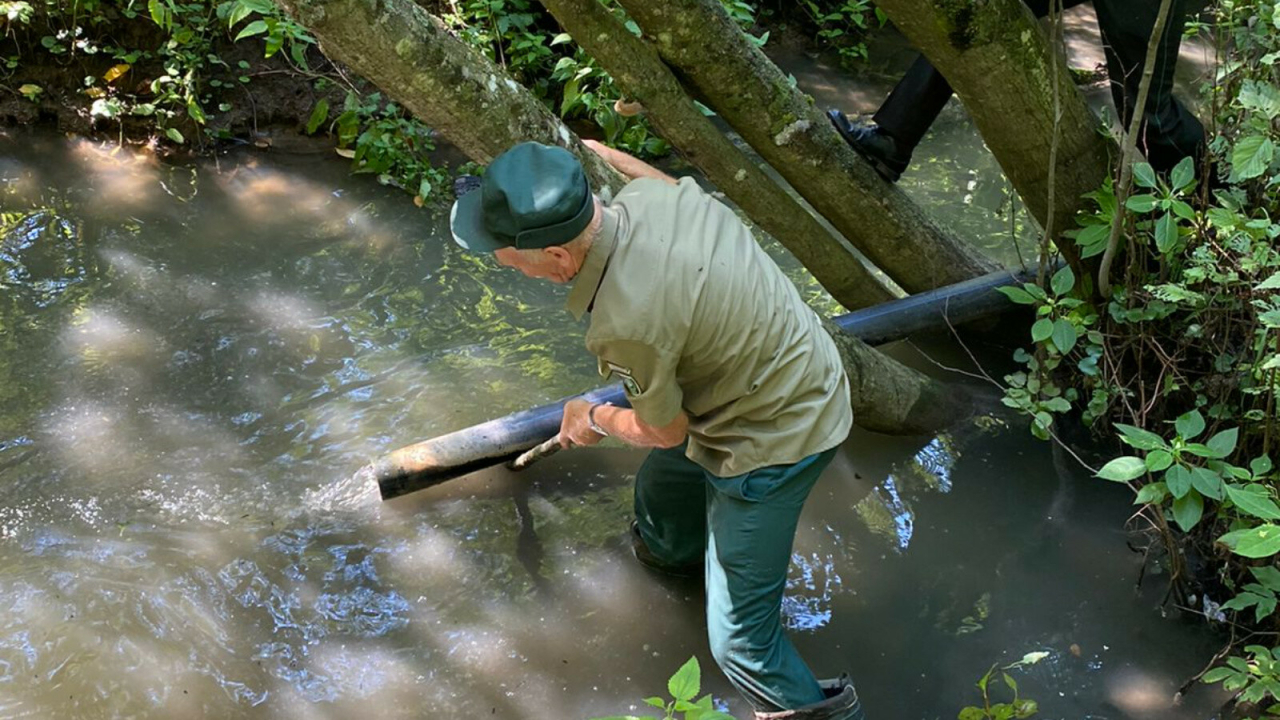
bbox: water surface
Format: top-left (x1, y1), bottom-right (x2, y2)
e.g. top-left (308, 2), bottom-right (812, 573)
top-left (0, 130), bottom-right (1229, 719)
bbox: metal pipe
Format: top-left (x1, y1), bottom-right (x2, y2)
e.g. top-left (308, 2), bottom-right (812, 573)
top-left (371, 266), bottom-right (1030, 499)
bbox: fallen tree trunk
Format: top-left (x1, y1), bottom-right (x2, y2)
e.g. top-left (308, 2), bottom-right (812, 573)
top-left (276, 0), bottom-right (625, 193)
top-left (537, 0), bottom-right (895, 309)
top-left (373, 266), bottom-right (1031, 499)
top-left (872, 0), bottom-right (1114, 245)
top-left (614, 0), bottom-right (1000, 294)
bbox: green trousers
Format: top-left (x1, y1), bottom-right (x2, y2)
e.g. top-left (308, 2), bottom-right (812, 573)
top-left (634, 443), bottom-right (839, 712)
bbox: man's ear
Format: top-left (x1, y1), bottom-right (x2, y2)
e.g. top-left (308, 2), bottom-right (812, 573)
top-left (543, 245), bottom-right (573, 265)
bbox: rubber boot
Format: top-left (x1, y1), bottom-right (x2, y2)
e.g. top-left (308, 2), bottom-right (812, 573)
top-left (753, 675), bottom-right (865, 720)
top-left (630, 520), bottom-right (703, 578)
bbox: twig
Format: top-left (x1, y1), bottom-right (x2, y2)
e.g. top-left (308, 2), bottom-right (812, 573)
top-left (1098, 0), bottom-right (1177, 297)
top-left (932, 301), bottom-right (1100, 476)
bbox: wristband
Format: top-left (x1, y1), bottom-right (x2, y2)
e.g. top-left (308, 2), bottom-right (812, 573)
top-left (588, 403), bottom-right (612, 437)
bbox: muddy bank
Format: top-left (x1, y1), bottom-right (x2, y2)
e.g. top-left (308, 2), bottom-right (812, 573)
top-left (0, 8), bottom-right (340, 150)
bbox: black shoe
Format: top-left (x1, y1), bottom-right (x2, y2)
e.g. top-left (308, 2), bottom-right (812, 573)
top-left (826, 109), bottom-right (909, 183)
top-left (630, 521), bottom-right (703, 578)
top-left (753, 674), bottom-right (866, 720)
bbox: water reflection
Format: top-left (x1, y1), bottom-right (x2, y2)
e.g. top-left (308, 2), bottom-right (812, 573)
top-left (854, 434), bottom-right (958, 551)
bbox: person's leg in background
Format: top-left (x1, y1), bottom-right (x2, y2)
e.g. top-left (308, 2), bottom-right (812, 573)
top-left (1092, 0), bottom-right (1205, 173)
top-left (827, 0), bottom-right (1089, 181)
top-left (703, 447), bottom-right (863, 720)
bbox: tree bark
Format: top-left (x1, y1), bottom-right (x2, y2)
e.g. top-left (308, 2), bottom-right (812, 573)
top-left (537, 0), bottom-right (895, 309)
top-left (873, 0), bottom-right (1114, 241)
top-left (276, 0), bottom-right (625, 193)
top-left (614, 0), bottom-right (1001, 295)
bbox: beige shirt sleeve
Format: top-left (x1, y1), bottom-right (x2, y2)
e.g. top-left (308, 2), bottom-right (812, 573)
top-left (588, 337), bottom-right (684, 427)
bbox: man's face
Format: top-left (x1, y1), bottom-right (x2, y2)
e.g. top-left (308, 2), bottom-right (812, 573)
top-left (493, 246), bottom-right (576, 284)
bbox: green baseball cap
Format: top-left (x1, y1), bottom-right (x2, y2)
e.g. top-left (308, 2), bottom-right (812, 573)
top-left (450, 142), bottom-right (594, 253)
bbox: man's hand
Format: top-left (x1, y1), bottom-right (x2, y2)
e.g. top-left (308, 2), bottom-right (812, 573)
top-left (560, 399), bottom-right (605, 448)
top-left (581, 139), bottom-right (676, 185)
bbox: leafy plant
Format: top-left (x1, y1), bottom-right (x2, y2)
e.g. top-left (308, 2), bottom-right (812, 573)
top-left (312, 90), bottom-right (449, 204)
top-left (440, 0), bottom-right (675, 158)
top-left (958, 652), bottom-right (1046, 720)
top-left (1202, 645), bottom-right (1280, 711)
top-left (796, 0), bottom-right (879, 65)
top-left (992, 1), bottom-right (1280, 710)
top-left (590, 656), bottom-right (736, 720)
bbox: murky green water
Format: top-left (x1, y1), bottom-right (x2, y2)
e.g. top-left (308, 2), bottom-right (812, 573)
top-left (0, 129), bottom-right (1229, 720)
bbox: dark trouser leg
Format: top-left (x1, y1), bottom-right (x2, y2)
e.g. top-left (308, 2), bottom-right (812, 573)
top-left (704, 448), bottom-right (839, 712)
top-left (633, 443), bottom-right (707, 568)
top-left (1093, 0), bottom-right (1204, 172)
top-left (872, 0), bottom-right (1090, 153)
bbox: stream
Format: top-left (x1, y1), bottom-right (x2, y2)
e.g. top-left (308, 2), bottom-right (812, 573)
top-left (0, 14), bottom-right (1233, 716)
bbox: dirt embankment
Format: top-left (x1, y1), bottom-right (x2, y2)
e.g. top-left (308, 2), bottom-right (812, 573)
top-left (0, 11), bottom-right (342, 152)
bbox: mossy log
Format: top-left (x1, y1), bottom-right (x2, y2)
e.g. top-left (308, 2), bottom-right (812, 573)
top-left (276, 0), bottom-right (625, 192)
top-left (613, 0), bottom-right (1001, 294)
top-left (537, 0), bottom-right (895, 309)
top-left (873, 0), bottom-right (1114, 245)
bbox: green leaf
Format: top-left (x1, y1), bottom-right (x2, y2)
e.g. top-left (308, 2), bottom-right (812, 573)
top-left (1258, 272), bottom-right (1280, 291)
top-left (1190, 467), bottom-right (1224, 501)
top-left (1232, 134), bottom-right (1275, 180)
top-left (668, 657), bottom-right (700, 702)
top-left (1132, 161), bottom-right (1158, 188)
top-left (1050, 265), bottom-right (1075, 297)
top-left (165, 127), bottom-right (184, 144)
top-left (1175, 410), bottom-right (1206, 440)
top-left (958, 708), bottom-right (986, 720)
top-left (1220, 525), bottom-right (1280, 558)
top-left (1154, 212), bottom-right (1179, 253)
top-left (1182, 443), bottom-right (1217, 458)
top-left (1252, 566), bottom-right (1280, 591)
top-left (1171, 199), bottom-right (1196, 220)
top-left (1222, 592), bottom-right (1265, 612)
top-left (305, 98), bottom-right (329, 135)
top-left (1051, 319), bottom-right (1078, 354)
top-left (997, 285), bottom-right (1038, 305)
top-left (1201, 667), bottom-right (1236, 683)
top-left (1206, 428), bottom-right (1239, 459)
top-left (1173, 491), bottom-right (1204, 531)
top-left (1097, 456), bottom-right (1146, 482)
top-left (1170, 155), bottom-right (1196, 191)
top-left (1253, 455), bottom-right (1274, 477)
top-left (550, 32), bottom-right (573, 45)
top-left (1030, 318), bottom-right (1053, 343)
top-left (1074, 223), bottom-right (1110, 251)
top-left (1115, 423), bottom-right (1169, 451)
top-left (1166, 465), bottom-right (1192, 499)
top-left (148, 0), bottom-right (168, 28)
top-left (1125, 194), bottom-right (1159, 213)
top-left (643, 697), bottom-right (665, 709)
top-left (235, 19), bottom-right (269, 41)
top-left (1227, 484), bottom-right (1280, 521)
top-left (228, 1), bottom-right (254, 27)
top-left (1145, 450), bottom-right (1174, 472)
top-left (1134, 482), bottom-right (1169, 505)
